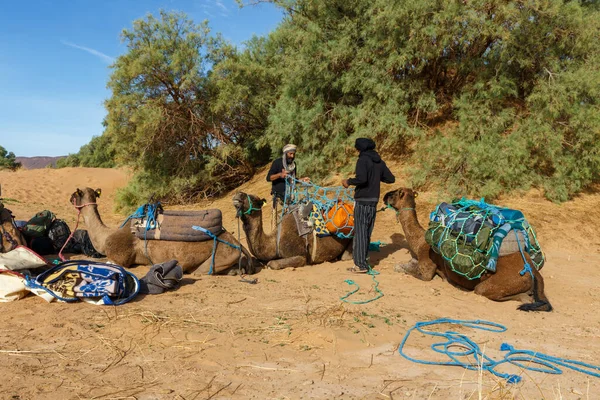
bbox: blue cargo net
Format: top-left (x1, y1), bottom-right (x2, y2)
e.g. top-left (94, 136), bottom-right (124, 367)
top-left (281, 177), bottom-right (355, 238)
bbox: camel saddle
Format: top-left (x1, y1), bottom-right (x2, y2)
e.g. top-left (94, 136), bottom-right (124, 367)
top-left (131, 209), bottom-right (223, 242)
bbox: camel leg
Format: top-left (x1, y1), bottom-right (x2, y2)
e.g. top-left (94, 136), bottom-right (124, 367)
top-left (395, 254), bottom-right (437, 281)
top-left (223, 245), bottom-right (256, 276)
top-left (473, 271), bottom-right (530, 301)
top-left (340, 241), bottom-right (353, 261)
top-left (473, 266), bottom-right (552, 312)
top-left (191, 245), bottom-right (241, 276)
top-left (267, 256), bottom-right (307, 270)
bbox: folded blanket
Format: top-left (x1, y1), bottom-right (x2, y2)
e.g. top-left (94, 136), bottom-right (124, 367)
top-left (139, 259), bottom-right (183, 294)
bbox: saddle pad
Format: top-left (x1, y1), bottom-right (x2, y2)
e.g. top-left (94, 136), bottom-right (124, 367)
top-left (132, 209), bottom-right (223, 241)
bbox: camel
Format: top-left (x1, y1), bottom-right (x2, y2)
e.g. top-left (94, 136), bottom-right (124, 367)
top-left (0, 201), bottom-right (26, 253)
top-left (232, 192), bottom-right (352, 269)
top-left (383, 188), bottom-right (552, 312)
top-left (70, 188), bottom-right (254, 275)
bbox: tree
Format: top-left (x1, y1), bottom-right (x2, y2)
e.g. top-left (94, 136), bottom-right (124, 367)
top-left (239, 0), bottom-right (600, 201)
top-left (104, 10), bottom-right (254, 206)
top-left (0, 146), bottom-right (21, 171)
top-left (211, 34), bottom-right (284, 168)
top-left (56, 134), bottom-right (116, 168)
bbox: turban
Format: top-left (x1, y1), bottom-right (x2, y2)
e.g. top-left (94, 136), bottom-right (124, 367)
top-left (282, 144), bottom-right (297, 154)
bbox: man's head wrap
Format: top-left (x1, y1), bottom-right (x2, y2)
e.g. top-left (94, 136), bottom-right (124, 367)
top-left (282, 144), bottom-right (297, 154)
top-left (282, 144), bottom-right (297, 173)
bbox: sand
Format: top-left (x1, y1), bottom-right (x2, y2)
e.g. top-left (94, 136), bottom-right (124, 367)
top-left (0, 166), bottom-right (599, 400)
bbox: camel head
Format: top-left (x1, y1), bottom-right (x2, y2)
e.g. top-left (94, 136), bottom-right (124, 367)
top-left (70, 187), bottom-right (102, 207)
top-left (383, 188), bottom-right (418, 211)
top-left (232, 192), bottom-right (267, 218)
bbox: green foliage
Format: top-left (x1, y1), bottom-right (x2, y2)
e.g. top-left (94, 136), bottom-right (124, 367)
top-left (0, 146), bottom-right (21, 171)
top-left (74, 1), bottom-right (600, 204)
top-left (404, 0), bottom-right (600, 201)
top-left (250, 0), bottom-right (600, 201)
top-left (211, 35), bottom-right (283, 166)
top-left (56, 135), bottom-right (116, 168)
top-left (104, 10), bottom-right (256, 208)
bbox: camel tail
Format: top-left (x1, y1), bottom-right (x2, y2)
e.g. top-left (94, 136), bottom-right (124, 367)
top-left (518, 268), bottom-right (552, 312)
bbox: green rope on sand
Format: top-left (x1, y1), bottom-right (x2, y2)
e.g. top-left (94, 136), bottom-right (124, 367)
top-left (340, 267), bottom-right (383, 304)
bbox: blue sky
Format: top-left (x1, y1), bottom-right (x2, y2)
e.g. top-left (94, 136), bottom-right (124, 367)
top-left (0, 0), bottom-right (283, 157)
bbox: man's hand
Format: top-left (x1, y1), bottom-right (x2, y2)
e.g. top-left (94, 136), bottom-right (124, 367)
top-left (281, 169), bottom-right (288, 178)
top-left (341, 179), bottom-right (349, 188)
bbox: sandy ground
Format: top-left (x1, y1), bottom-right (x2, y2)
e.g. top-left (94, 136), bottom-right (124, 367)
top-left (0, 166), bottom-right (599, 400)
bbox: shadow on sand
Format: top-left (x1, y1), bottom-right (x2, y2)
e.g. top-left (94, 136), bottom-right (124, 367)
top-left (370, 232), bottom-right (412, 267)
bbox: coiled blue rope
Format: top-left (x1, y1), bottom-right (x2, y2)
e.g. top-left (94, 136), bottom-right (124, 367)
top-left (398, 318), bottom-right (600, 383)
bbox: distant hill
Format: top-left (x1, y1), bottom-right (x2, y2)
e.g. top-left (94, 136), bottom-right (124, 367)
top-left (15, 156), bottom-right (66, 169)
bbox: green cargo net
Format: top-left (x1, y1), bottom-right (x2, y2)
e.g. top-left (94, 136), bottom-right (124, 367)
top-left (425, 198), bottom-right (544, 280)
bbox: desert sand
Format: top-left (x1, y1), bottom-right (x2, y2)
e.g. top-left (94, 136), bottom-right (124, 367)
top-left (0, 166), bottom-right (599, 400)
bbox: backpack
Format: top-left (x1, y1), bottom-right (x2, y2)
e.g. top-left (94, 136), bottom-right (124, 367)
top-left (26, 260), bottom-right (139, 305)
top-left (47, 219), bottom-right (73, 253)
top-left (22, 210), bottom-right (56, 238)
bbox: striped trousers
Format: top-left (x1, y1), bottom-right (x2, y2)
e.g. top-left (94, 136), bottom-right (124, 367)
top-left (353, 202), bottom-right (377, 270)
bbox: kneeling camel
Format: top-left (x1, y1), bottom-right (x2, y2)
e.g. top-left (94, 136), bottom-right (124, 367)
top-left (232, 192), bottom-right (351, 269)
top-left (70, 188), bottom-right (253, 275)
top-left (383, 188), bottom-right (552, 312)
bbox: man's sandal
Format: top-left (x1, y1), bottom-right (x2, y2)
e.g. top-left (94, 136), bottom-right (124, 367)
top-left (347, 266), bottom-right (369, 274)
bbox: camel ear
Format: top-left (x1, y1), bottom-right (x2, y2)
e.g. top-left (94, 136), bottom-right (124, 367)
top-left (95, 188), bottom-right (102, 198)
top-left (261, 198), bottom-right (267, 206)
top-left (77, 188), bottom-right (83, 196)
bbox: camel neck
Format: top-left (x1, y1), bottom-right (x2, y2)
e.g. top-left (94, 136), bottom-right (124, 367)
top-left (241, 211), bottom-right (277, 260)
top-left (80, 204), bottom-right (113, 253)
top-left (398, 208), bottom-right (427, 253)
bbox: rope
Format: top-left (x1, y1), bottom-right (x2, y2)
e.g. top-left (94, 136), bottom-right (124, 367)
top-left (120, 202), bottom-right (163, 264)
top-left (60, 200), bottom-right (98, 262)
top-left (283, 177), bottom-right (356, 238)
top-left (191, 225), bottom-right (241, 275)
top-left (398, 318), bottom-right (600, 384)
top-left (340, 267), bottom-right (383, 304)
